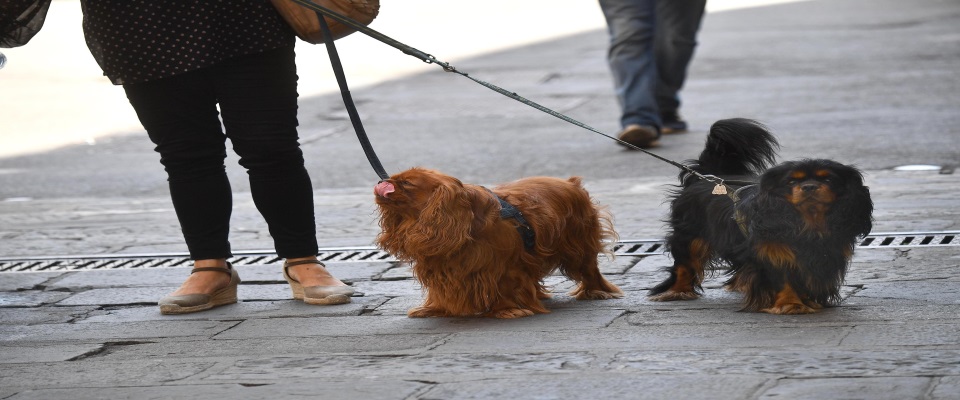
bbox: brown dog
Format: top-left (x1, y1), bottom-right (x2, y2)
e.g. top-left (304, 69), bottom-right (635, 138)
top-left (374, 168), bottom-right (623, 318)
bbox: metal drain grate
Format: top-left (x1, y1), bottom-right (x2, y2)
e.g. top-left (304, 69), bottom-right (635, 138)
top-left (856, 231), bottom-right (959, 248)
top-left (0, 247), bottom-right (396, 273)
top-left (0, 231), bottom-right (957, 273)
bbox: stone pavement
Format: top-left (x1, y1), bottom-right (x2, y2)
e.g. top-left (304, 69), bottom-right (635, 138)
top-left (2, 0), bottom-right (960, 399)
top-left (1, 168), bottom-right (959, 399)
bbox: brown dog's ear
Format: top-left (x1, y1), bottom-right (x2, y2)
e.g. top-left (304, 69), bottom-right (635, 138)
top-left (408, 178), bottom-right (474, 257)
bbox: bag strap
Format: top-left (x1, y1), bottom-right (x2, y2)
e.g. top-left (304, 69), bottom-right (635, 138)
top-left (317, 14), bottom-right (390, 181)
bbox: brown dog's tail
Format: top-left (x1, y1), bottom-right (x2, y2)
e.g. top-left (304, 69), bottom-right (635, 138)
top-left (597, 205), bottom-right (618, 260)
top-left (566, 176), bottom-right (619, 260)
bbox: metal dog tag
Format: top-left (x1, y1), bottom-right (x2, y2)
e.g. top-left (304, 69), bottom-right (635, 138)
top-left (712, 184), bottom-right (727, 195)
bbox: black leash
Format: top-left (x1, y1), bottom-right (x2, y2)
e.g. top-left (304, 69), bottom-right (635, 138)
top-left (316, 11), bottom-right (390, 180)
top-left (301, 0), bottom-right (736, 194)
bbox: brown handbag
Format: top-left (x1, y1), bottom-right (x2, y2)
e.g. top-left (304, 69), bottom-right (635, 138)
top-left (270, 0), bottom-right (380, 44)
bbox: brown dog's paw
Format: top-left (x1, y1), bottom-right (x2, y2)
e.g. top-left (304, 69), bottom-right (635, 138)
top-left (571, 289), bottom-right (624, 300)
top-left (488, 308), bottom-right (537, 319)
top-left (760, 303), bottom-right (817, 315)
top-left (647, 290), bottom-right (700, 302)
top-left (407, 306), bottom-right (446, 318)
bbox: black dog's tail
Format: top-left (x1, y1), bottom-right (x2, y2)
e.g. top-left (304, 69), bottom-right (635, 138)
top-left (683, 118), bottom-right (780, 184)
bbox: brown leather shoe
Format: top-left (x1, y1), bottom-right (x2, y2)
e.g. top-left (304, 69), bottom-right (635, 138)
top-left (283, 259), bottom-right (355, 305)
top-left (158, 264), bottom-right (240, 315)
top-left (617, 124), bottom-right (661, 149)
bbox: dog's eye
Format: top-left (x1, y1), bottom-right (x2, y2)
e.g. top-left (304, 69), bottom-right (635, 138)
top-left (399, 180), bottom-right (415, 187)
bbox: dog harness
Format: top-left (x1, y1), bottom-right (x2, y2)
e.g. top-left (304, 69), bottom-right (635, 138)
top-left (727, 184), bottom-right (755, 237)
top-left (699, 176), bottom-right (758, 238)
top-left (485, 188), bottom-right (536, 249)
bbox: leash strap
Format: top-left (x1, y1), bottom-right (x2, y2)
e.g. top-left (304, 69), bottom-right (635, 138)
top-left (317, 13), bottom-right (390, 180)
top-left (297, 0), bottom-right (732, 192)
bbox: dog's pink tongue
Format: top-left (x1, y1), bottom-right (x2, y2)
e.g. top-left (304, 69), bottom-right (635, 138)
top-left (375, 181), bottom-right (395, 197)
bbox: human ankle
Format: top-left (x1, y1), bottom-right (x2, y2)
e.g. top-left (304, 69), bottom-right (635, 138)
top-left (193, 258), bottom-right (228, 269)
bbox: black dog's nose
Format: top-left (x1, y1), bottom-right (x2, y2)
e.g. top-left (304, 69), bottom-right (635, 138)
top-left (801, 183), bottom-right (820, 192)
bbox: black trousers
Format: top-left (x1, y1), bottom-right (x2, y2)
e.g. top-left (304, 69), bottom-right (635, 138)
top-left (123, 46), bottom-right (318, 260)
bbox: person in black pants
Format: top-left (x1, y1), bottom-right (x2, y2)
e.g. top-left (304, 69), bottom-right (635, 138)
top-left (81, 1), bottom-right (354, 314)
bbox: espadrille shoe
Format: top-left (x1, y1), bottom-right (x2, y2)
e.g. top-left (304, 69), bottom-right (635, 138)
top-left (159, 263), bottom-right (240, 315)
top-left (283, 259), bottom-right (354, 305)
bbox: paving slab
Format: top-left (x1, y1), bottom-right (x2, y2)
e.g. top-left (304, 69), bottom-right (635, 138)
top-left (351, 279), bottom-right (423, 298)
top-left (216, 309), bottom-right (625, 340)
top-left (38, 262), bottom-right (390, 289)
top-left (0, 271), bottom-right (64, 291)
top-left (855, 281), bottom-right (960, 304)
top-left (610, 349), bottom-right (960, 376)
top-left (88, 335), bottom-right (450, 361)
top-left (77, 298), bottom-right (378, 323)
top-left (624, 297), bottom-right (960, 327)
top-left (758, 377), bottom-right (934, 400)
top-left (931, 376), bottom-right (960, 400)
top-left (432, 324), bottom-right (848, 353)
top-left (843, 323), bottom-right (960, 347)
top-left (0, 290), bottom-right (70, 307)
top-left (370, 296), bottom-right (425, 316)
top-left (319, 261), bottom-right (394, 282)
top-left (0, 305), bottom-right (98, 325)
top-left (5, 381), bottom-right (426, 400)
top-left (598, 255), bottom-right (641, 275)
top-left (420, 374), bottom-right (769, 400)
top-left (45, 268), bottom-right (190, 290)
top-left (53, 283), bottom-right (369, 307)
top-left (846, 247), bottom-right (960, 283)
top-left (0, 343), bottom-right (103, 363)
top-left (54, 286), bottom-right (174, 306)
top-left (0, 359), bottom-right (217, 390)
top-left (0, 320), bottom-right (238, 342)
top-left (211, 352), bottom-right (599, 381)
top-left (378, 263), bottom-right (413, 280)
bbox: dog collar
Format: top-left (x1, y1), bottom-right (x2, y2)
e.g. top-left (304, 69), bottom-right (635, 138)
top-left (484, 188), bottom-right (536, 249)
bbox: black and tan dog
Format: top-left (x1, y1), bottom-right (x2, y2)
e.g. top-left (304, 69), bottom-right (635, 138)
top-left (649, 118), bottom-right (873, 314)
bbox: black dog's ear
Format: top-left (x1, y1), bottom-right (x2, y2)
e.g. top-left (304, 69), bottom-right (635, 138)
top-left (830, 165), bottom-right (874, 238)
top-left (758, 161), bottom-right (795, 194)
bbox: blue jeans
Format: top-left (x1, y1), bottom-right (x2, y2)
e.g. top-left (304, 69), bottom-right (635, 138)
top-left (599, 0), bottom-right (706, 130)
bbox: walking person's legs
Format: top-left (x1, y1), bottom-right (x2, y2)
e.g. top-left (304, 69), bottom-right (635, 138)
top-left (654, 0), bottom-right (707, 133)
top-left (599, 0), bottom-right (661, 148)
